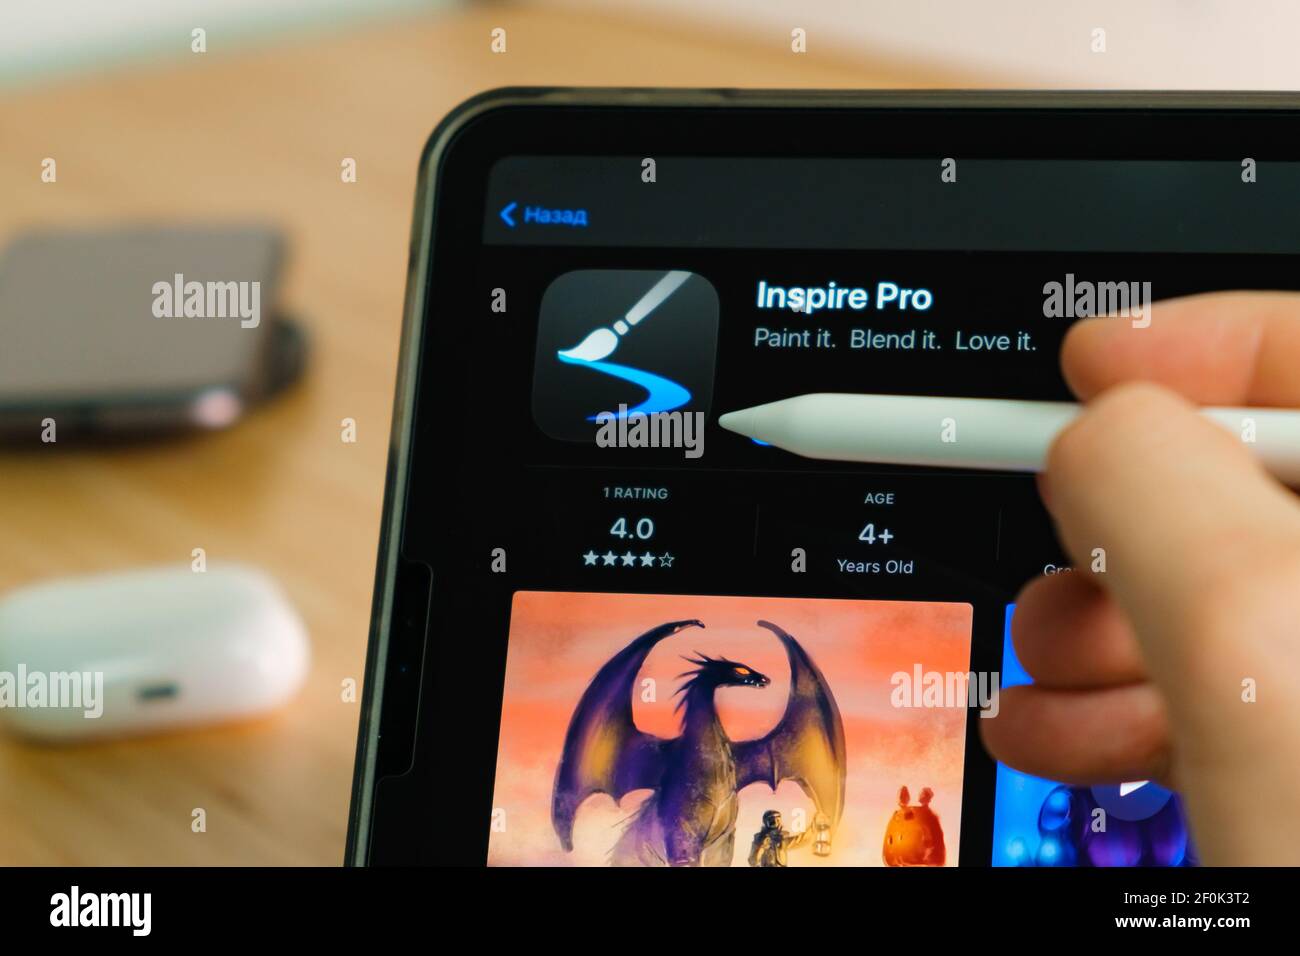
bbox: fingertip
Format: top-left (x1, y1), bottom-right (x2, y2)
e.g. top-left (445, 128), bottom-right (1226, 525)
top-left (977, 683), bottom-right (1027, 760)
top-left (1059, 317), bottom-right (1114, 401)
top-left (1033, 469), bottom-right (1054, 514)
top-left (1059, 291), bottom-right (1297, 405)
top-left (1008, 574), bottom-right (1055, 665)
top-left (981, 683), bottom-right (1172, 785)
top-left (1011, 571), bottom-right (1148, 689)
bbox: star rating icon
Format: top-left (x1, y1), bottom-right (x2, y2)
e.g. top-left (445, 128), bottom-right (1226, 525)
top-left (583, 549), bottom-right (675, 568)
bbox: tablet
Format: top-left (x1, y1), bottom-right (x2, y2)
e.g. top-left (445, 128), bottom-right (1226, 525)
top-left (348, 89), bottom-right (1300, 866)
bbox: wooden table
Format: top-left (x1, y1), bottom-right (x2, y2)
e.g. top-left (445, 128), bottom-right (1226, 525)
top-left (0, 3), bottom-right (985, 865)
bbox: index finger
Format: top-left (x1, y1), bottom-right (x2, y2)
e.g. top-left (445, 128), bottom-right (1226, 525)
top-left (1062, 291), bottom-right (1300, 407)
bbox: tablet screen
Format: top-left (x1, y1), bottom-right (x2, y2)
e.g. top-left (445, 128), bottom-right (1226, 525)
top-left (360, 98), bottom-right (1300, 865)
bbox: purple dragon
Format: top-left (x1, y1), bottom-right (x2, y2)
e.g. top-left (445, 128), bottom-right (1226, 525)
top-left (551, 618), bottom-right (846, 866)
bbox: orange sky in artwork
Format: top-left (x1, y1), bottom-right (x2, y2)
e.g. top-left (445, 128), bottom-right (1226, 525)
top-left (488, 591), bottom-right (973, 867)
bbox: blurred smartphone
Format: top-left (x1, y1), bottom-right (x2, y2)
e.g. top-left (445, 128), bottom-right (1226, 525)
top-left (0, 226), bottom-right (305, 440)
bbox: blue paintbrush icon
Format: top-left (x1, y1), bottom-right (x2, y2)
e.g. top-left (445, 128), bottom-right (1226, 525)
top-left (556, 271), bottom-right (695, 419)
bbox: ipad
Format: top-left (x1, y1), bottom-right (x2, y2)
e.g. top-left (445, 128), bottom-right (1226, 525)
top-left (348, 89), bottom-right (1300, 866)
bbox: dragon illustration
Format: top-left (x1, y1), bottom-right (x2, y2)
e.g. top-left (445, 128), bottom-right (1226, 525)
top-left (551, 618), bottom-right (846, 866)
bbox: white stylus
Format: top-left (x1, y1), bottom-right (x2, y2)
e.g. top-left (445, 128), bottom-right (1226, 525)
top-left (717, 393), bottom-right (1300, 485)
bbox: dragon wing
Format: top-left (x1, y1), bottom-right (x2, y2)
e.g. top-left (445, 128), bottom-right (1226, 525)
top-left (733, 620), bottom-right (847, 831)
top-left (551, 618), bottom-right (704, 850)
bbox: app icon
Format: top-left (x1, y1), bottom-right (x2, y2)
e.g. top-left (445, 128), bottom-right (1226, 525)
top-left (532, 270), bottom-right (719, 441)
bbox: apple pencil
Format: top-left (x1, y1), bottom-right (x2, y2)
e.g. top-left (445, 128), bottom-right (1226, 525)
top-left (557, 270), bottom-right (691, 363)
top-left (717, 393), bottom-right (1300, 485)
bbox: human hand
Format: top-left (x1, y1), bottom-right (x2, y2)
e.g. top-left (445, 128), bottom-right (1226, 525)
top-left (980, 292), bottom-right (1300, 865)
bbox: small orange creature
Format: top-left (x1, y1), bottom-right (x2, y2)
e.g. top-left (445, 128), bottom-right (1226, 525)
top-left (882, 786), bottom-right (946, 866)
